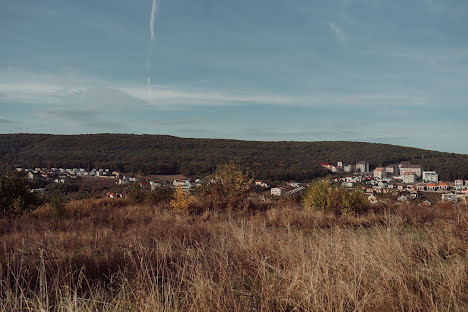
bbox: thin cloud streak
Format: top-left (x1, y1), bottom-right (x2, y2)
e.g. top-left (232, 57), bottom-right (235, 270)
top-left (150, 0), bottom-right (158, 41)
top-left (328, 21), bottom-right (347, 46)
top-left (0, 80), bottom-right (427, 109)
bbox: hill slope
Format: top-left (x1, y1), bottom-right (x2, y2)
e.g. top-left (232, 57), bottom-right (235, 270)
top-left (1, 134), bottom-right (467, 180)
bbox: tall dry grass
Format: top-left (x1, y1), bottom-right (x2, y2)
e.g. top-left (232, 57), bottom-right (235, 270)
top-left (1, 198), bottom-right (467, 311)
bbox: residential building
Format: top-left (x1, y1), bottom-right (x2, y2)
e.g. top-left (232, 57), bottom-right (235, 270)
top-left (423, 171), bottom-right (439, 183)
top-left (441, 193), bottom-right (459, 202)
top-left (400, 164), bottom-right (423, 178)
top-left (385, 164), bottom-right (399, 177)
top-left (271, 187), bottom-right (283, 196)
top-left (255, 180), bottom-right (269, 188)
top-left (373, 167), bottom-right (386, 180)
top-left (454, 179), bottom-right (464, 186)
top-left (427, 183), bottom-right (437, 191)
top-left (173, 179), bottom-right (191, 188)
top-left (320, 163), bottom-right (331, 170)
top-left (439, 183), bottom-right (449, 191)
top-left (403, 172), bottom-right (417, 183)
top-left (344, 164), bottom-right (355, 173)
top-left (416, 184), bottom-right (425, 191)
top-left (356, 161), bottom-right (369, 173)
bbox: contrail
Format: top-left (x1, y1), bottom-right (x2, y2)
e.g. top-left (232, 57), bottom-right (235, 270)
top-left (150, 0), bottom-right (157, 40)
top-left (147, 0), bottom-right (158, 100)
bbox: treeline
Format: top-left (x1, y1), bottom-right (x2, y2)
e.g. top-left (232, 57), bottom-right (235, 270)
top-left (1, 134), bottom-right (468, 180)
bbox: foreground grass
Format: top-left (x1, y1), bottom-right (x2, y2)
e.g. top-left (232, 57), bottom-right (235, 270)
top-left (1, 199), bottom-right (467, 311)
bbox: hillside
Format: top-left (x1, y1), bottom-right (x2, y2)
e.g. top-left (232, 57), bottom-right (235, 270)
top-left (1, 134), bottom-right (467, 180)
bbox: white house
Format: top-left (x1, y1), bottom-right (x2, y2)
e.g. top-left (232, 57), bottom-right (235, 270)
top-left (271, 187), bottom-right (283, 196)
top-left (173, 179), bottom-right (191, 188)
top-left (423, 171), bottom-right (439, 183)
top-left (438, 183), bottom-right (449, 191)
top-left (441, 193), bottom-right (459, 202)
top-left (344, 164), bottom-right (355, 173)
top-left (454, 179), bottom-right (464, 186)
top-left (255, 180), bottom-right (269, 188)
top-left (288, 181), bottom-right (301, 188)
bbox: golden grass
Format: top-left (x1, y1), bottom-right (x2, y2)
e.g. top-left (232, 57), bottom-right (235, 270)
top-left (1, 199), bottom-right (467, 311)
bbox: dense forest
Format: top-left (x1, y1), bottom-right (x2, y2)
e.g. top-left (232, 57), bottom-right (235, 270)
top-left (1, 134), bottom-right (467, 181)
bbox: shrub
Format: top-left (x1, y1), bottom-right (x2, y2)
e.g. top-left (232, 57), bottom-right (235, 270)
top-left (303, 179), bottom-right (329, 212)
top-left (145, 186), bottom-right (174, 205)
top-left (127, 183), bottom-right (147, 204)
top-left (170, 186), bottom-right (193, 213)
top-left (341, 188), bottom-right (368, 214)
top-left (198, 162), bottom-right (253, 212)
top-left (0, 170), bottom-right (37, 218)
top-left (49, 192), bottom-right (66, 218)
top-left (303, 179), bottom-right (367, 214)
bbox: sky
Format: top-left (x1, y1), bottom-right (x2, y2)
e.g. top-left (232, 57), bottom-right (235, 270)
top-left (0, 0), bottom-right (467, 154)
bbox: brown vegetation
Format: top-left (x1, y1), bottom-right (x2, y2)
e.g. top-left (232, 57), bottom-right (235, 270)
top-left (1, 198), bottom-right (467, 311)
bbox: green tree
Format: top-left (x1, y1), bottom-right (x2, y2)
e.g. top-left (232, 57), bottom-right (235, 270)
top-left (199, 162), bottom-right (253, 212)
top-left (49, 192), bottom-right (66, 218)
top-left (146, 186), bottom-right (174, 205)
top-left (302, 179), bottom-right (329, 212)
top-left (341, 188), bottom-right (368, 214)
top-left (303, 180), bottom-right (368, 214)
top-left (0, 170), bottom-right (37, 217)
top-left (127, 183), bottom-right (147, 204)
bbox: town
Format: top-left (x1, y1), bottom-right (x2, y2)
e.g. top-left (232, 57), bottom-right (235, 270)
top-left (321, 160), bottom-right (468, 204)
top-left (16, 159), bottom-right (468, 205)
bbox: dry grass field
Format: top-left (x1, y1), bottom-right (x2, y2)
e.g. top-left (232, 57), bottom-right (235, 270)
top-left (1, 199), bottom-right (467, 311)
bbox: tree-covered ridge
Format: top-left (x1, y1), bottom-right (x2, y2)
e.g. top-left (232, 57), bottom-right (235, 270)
top-left (1, 134), bottom-right (467, 180)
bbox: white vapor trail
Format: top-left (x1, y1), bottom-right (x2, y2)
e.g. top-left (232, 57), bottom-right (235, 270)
top-left (147, 0), bottom-right (158, 100)
top-left (150, 0), bottom-right (157, 40)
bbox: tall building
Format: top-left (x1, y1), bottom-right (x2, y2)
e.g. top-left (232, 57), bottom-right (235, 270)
top-left (385, 164), bottom-right (399, 177)
top-left (356, 161), bottom-right (369, 173)
top-left (400, 163), bottom-right (423, 178)
top-left (373, 167), bottom-right (386, 180)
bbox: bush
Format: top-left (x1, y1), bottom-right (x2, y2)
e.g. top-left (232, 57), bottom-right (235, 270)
top-left (127, 183), bottom-right (147, 204)
top-left (303, 179), bottom-right (367, 214)
top-left (145, 186), bottom-right (174, 205)
top-left (170, 186), bottom-right (194, 213)
top-left (49, 192), bottom-right (66, 218)
top-left (198, 162), bottom-right (253, 212)
top-left (303, 179), bottom-right (329, 212)
top-left (0, 170), bottom-right (37, 217)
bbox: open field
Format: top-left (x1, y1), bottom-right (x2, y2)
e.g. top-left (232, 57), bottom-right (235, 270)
top-left (1, 199), bottom-right (467, 311)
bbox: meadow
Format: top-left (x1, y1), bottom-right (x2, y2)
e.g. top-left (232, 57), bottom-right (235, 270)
top-left (1, 198), bottom-right (467, 311)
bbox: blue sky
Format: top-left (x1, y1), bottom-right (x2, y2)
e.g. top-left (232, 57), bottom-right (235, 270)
top-left (1, 0), bottom-right (467, 153)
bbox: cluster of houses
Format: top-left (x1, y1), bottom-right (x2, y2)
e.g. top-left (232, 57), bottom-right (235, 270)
top-left (18, 167), bottom-right (121, 184)
top-left (322, 160), bottom-right (468, 203)
top-left (252, 180), bottom-right (303, 197)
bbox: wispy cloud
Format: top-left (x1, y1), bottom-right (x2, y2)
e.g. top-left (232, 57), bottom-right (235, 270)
top-left (0, 70), bottom-right (429, 110)
top-left (0, 116), bottom-right (13, 124)
top-left (328, 21), bottom-right (347, 46)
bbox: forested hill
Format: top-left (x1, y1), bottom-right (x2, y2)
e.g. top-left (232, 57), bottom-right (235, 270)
top-left (1, 134), bottom-right (467, 181)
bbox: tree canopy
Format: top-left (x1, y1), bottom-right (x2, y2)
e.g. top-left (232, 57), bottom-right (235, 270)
top-left (1, 134), bottom-right (467, 181)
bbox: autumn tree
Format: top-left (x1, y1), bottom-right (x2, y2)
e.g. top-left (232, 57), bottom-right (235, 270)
top-left (303, 179), bottom-right (367, 214)
top-left (170, 186), bottom-right (193, 213)
top-left (198, 162), bottom-right (253, 212)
